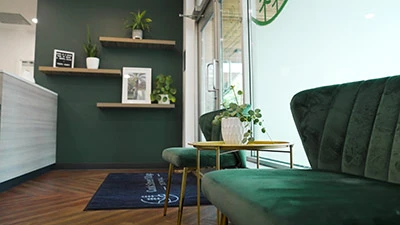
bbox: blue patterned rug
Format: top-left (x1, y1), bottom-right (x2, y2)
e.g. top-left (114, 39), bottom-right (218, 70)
top-left (84, 172), bottom-right (210, 210)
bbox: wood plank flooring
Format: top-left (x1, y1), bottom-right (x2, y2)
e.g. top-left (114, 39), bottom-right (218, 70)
top-left (0, 169), bottom-right (222, 225)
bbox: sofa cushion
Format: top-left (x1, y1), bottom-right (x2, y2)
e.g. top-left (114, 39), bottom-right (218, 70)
top-left (202, 169), bottom-right (400, 225)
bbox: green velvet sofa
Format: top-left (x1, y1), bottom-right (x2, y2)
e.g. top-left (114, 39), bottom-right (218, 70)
top-left (201, 75), bottom-right (400, 225)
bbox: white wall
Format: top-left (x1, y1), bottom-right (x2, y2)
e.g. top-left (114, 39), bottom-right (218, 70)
top-left (250, 0), bottom-right (400, 167)
top-left (182, 0), bottom-right (198, 146)
top-left (0, 27), bottom-right (36, 76)
top-left (0, 0), bottom-right (37, 79)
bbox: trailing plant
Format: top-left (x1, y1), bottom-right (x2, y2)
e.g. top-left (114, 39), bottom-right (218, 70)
top-left (124, 9), bottom-right (152, 32)
top-left (150, 74), bottom-right (177, 103)
top-left (212, 85), bottom-right (266, 143)
top-left (83, 25), bottom-right (98, 57)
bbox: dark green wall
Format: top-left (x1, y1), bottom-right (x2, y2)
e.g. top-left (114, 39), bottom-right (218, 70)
top-left (35, 0), bottom-right (183, 167)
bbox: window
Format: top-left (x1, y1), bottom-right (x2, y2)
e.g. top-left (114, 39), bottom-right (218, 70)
top-left (248, 0), bottom-right (400, 168)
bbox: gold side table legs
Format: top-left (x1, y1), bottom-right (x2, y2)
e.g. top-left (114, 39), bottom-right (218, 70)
top-left (189, 141), bottom-right (295, 225)
top-left (196, 148), bottom-right (201, 225)
top-left (219, 213), bottom-right (228, 225)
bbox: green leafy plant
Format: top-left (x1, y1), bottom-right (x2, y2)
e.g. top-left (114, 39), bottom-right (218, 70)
top-left (150, 74), bottom-right (177, 103)
top-left (124, 9), bottom-right (152, 31)
top-left (83, 25), bottom-right (98, 57)
top-left (212, 85), bottom-right (266, 143)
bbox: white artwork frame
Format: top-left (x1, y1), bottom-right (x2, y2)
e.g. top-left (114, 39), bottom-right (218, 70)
top-left (122, 67), bottom-right (152, 104)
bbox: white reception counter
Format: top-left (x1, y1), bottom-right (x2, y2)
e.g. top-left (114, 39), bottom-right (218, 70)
top-left (0, 70), bottom-right (58, 183)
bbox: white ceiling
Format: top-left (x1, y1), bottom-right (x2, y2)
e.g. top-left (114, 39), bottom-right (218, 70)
top-left (0, 0), bottom-right (37, 31)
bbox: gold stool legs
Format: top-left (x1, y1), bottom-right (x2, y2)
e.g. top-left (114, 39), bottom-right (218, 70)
top-left (163, 163), bottom-right (174, 216)
top-left (219, 213), bottom-right (228, 225)
top-left (177, 167), bottom-right (189, 225)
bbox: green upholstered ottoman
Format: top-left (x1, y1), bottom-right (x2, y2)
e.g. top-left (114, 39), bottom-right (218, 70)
top-left (202, 75), bottom-right (400, 225)
top-left (162, 147), bottom-right (242, 168)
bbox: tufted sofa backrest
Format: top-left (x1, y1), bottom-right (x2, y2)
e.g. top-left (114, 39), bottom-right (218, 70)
top-left (291, 75), bottom-right (400, 184)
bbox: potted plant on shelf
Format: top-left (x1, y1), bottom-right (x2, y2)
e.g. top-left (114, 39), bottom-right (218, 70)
top-left (150, 74), bottom-right (176, 104)
top-left (124, 9), bottom-right (152, 39)
top-left (83, 25), bottom-right (99, 69)
top-left (212, 85), bottom-right (267, 144)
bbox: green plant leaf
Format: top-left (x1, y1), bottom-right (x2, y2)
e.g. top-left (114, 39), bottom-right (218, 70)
top-left (124, 9), bottom-right (152, 31)
top-left (213, 85), bottom-right (267, 141)
top-left (151, 73), bottom-right (176, 103)
top-left (83, 25), bottom-right (98, 57)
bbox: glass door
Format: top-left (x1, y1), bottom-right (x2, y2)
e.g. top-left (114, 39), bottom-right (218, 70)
top-left (197, 0), bottom-right (245, 140)
top-left (198, 0), bottom-right (220, 118)
top-left (220, 0), bottom-right (245, 106)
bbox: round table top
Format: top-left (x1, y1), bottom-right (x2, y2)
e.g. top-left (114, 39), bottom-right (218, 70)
top-left (188, 141), bottom-right (293, 150)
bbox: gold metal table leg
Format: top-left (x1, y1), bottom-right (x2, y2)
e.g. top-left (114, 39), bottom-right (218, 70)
top-left (290, 144), bottom-right (294, 169)
top-left (220, 214), bottom-right (227, 225)
top-left (216, 147), bottom-right (220, 224)
top-left (197, 148), bottom-right (201, 225)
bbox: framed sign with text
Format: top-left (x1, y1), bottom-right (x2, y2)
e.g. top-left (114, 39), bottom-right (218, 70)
top-left (53, 49), bottom-right (75, 68)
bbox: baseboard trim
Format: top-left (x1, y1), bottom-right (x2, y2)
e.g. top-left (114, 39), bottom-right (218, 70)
top-left (55, 163), bottom-right (168, 169)
top-left (0, 163), bottom-right (170, 192)
top-left (0, 164), bottom-right (55, 192)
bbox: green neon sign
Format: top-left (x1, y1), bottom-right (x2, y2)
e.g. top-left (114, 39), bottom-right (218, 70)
top-left (251, 0), bottom-right (288, 26)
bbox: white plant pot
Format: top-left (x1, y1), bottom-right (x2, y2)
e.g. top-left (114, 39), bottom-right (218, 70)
top-left (132, 29), bottom-right (143, 39)
top-left (158, 94), bottom-right (170, 104)
top-left (221, 117), bottom-right (247, 145)
top-left (86, 57), bottom-right (99, 69)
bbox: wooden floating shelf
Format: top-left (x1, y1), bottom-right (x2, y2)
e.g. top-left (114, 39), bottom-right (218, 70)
top-left (97, 102), bottom-right (175, 108)
top-left (39, 66), bottom-right (121, 77)
top-left (99, 36), bottom-right (176, 49)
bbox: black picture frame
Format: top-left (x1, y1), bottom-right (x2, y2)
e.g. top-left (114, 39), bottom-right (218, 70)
top-left (53, 49), bottom-right (75, 68)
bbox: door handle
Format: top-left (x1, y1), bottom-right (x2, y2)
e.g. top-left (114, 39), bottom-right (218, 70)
top-left (207, 59), bottom-right (219, 93)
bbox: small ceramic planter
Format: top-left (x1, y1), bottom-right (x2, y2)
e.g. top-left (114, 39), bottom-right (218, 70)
top-left (86, 57), bottom-right (99, 69)
top-left (132, 29), bottom-right (143, 39)
top-left (221, 117), bottom-right (247, 144)
top-left (157, 94), bottom-right (170, 104)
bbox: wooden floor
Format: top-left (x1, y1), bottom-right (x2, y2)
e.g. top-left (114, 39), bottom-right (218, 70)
top-left (0, 169), bottom-right (222, 225)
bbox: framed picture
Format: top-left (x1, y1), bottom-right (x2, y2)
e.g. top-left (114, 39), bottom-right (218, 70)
top-left (53, 49), bottom-right (75, 68)
top-left (122, 67), bottom-right (152, 104)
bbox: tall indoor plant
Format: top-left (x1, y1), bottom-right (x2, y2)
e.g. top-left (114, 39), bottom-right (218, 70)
top-left (83, 25), bottom-right (99, 69)
top-left (124, 9), bottom-right (152, 39)
top-left (212, 85), bottom-right (266, 144)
